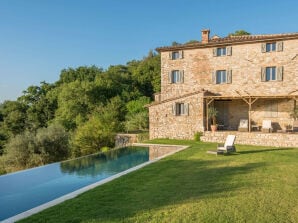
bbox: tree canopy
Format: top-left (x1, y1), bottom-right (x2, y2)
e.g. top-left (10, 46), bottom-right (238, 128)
top-left (0, 51), bottom-right (161, 174)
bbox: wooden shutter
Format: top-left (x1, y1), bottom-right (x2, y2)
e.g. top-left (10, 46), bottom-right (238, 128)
top-left (168, 71), bottom-right (173, 83)
top-left (227, 46), bottom-right (232, 56)
top-left (169, 52), bottom-right (172, 59)
top-left (277, 66), bottom-right (283, 81)
top-left (179, 50), bottom-right (184, 59)
top-left (261, 67), bottom-right (266, 81)
top-left (184, 103), bottom-right (189, 116)
top-left (179, 70), bottom-right (184, 83)
top-left (261, 43), bottom-right (266, 53)
top-left (172, 103), bottom-right (177, 116)
top-left (227, 70), bottom-right (232, 83)
top-left (213, 48), bottom-right (217, 57)
top-left (212, 71), bottom-right (217, 84)
top-left (277, 42), bottom-right (283, 52)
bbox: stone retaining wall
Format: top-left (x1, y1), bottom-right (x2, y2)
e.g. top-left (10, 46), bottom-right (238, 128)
top-left (201, 131), bottom-right (298, 147)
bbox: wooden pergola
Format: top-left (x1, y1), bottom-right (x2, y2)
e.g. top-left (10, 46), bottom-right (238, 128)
top-left (204, 92), bottom-right (298, 132)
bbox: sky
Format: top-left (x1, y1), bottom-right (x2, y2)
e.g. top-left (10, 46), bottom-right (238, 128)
top-left (0, 0), bottom-right (297, 102)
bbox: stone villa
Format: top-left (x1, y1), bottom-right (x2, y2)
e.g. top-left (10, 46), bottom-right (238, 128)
top-left (148, 29), bottom-right (298, 146)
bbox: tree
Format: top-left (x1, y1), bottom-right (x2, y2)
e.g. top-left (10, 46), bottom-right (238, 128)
top-left (57, 66), bottom-right (103, 84)
top-left (0, 100), bottom-right (27, 136)
top-left (124, 97), bottom-right (150, 132)
top-left (35, 124), bottom-right (69, 163)
top-left (18, 82), bottom-right (57, 131)
top-left (228, 30), bottom-right (251, 36)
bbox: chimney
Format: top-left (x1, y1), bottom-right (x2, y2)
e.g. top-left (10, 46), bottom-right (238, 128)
top-left (201, 29), bottom-right (210, 43)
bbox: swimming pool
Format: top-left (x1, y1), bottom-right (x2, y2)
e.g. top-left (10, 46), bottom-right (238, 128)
top-left (0, 145), bottom-right (185, 221)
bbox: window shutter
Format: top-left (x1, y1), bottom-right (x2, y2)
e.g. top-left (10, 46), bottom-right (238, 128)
top-left (261, 43), bottom-right (266, 53)
top-left (212, 71), bottom-right (217, 84)
top-left (179, 50), bottom-right (184, 59)
top-left (213, 48), bottom-right (217, 57)
top-left (277, 66), bottom-right (283, 81)
top-left (227, 70), bottom-right (232, 83)
top-left (172, 103), bottom-right (177, 116)
top-left (184, 103), bottom-right (189, 116)
top-left (169, 52), bottom-right (172, 60)
top-left (261, 67), bottom-right (266, 81)
top-left (227, 46), bottom-right (232, 56)
top-left (277, 42), bottom-right (283, 52)
top-left (168, 71), bottom-right (173, 83)
top-left (179, 70), bottom-right (184, 83)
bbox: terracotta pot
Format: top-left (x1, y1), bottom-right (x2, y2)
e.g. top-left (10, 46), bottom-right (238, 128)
top-left (211, 125), bottom-right (217, 132)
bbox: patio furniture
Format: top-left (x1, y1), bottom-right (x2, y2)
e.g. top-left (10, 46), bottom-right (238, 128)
top-left (217, 135), bottom-right (236, 153)
top-left (262, 120), bottom-right (272, 133)
top-left (238, 119), bottom-right (248, 132)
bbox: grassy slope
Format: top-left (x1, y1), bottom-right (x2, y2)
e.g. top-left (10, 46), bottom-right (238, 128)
top-left (19, 140), bottom-right (298, 223)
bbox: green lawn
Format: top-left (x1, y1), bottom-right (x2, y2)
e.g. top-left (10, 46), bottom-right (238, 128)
top-left (19, 140), bottom-right (298, 223)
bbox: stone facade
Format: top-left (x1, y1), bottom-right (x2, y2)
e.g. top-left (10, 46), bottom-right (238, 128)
top-left (149, 30), bottom-right (298, 141)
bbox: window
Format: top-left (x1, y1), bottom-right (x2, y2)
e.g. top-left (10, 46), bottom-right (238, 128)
top-left (169, 70), bottom-right (184, 83)
top-left (172, 51), bottom-right (180, 60)
top-left (169, 51), bottom-right (183, 60)
top-left (212, 70), bottom-right (232, 84)
top-left (266, 67), bottom-right (276, 81)
top-left (261, 66), bottom-right (283, 82)
top-left (266, 43), bottom-right (276, 52)
top-left (264, 101), bottom-right (278, 118)
top-left (173, 103), bottom-right (189, 116)
top-left (262, 42), bottom-right (283, 52)
top-left (213, 46), bottom-right (232, 56)
top-left (217, 47), bottom-right (226, 56)
top-left (216, 70), bottom-right (226, 84)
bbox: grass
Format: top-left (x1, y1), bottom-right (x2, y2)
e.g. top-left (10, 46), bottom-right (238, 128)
top-left (19, 140), bottom-right (298, 223)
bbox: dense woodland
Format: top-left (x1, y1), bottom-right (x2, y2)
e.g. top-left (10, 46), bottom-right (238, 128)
top-left (0, 51), bottom-right (160, 174)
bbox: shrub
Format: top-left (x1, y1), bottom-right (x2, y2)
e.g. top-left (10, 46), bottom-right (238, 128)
top-left (194, 132), bottom-right (203, 141)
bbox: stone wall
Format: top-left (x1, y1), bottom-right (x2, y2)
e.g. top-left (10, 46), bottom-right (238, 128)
top-left (149, 93), bottom-right (205, 139)
top-left (149, 36), bottom-right (298, 140)
top-left (201, 131), bottom-right (298, 147)
top-left (160, 39), bottom-right (298, 101)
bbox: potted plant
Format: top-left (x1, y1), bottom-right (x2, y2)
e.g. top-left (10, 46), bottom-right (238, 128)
top-left (290, 108), bottom-right (298, 120)
top-left (208, 107), bottom-right (219, 132)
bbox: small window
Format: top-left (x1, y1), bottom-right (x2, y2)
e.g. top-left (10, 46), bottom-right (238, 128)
top-left (169, 70), bottom-right (184, 83)
top-left (216, 70), bottom-right (227, 84)
top-left (172, 51), bottom-right (180, 60)
top-left (266, 43), bottom-right (276, 52)
top-left (265, 67), bottom-right (276, 81)
top-left (173, 103), bottom-right (189, 116)
top-left (262, 42), bottom-right (283, 53)
top-left (169, 51), bottom-right (183, 60)
top-left (217, 47), bottom-right (226, 56)
top-left (213, 46), bottom-right (232, 56)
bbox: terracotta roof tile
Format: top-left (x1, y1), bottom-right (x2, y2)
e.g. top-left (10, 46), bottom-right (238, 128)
top-left (156, 32), bottom-right (298, 52)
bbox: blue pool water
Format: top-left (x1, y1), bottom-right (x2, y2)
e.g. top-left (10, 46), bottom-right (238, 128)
top-left (0, 146), bottom-right (150, 221)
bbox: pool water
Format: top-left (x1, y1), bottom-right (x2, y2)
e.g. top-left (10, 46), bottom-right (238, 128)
top-left (0, 146), bottom-right (151, 221)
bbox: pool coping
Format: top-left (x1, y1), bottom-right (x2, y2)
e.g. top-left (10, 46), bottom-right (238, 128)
top-left (2, 144), bottom-right (188, 223)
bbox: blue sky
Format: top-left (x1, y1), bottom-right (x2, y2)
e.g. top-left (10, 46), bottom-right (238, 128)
top-left (0, 0), bottom-right (297, 102)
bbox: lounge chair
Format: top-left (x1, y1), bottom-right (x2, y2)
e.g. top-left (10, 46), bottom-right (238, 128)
top-left (217, 135), bottom-right (236, 153)
top-left (262, 120), bottom-right (272, 133)
top-left (238, 119), bottom-right (248, 132)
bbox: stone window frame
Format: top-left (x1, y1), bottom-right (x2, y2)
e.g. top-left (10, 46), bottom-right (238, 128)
top-left (169, 50), bottom-right (184, 60)
top-left (261, 41), bottom-right (283, 53)
top-left (169, 70), bottom-right (184, 84)
top-left (212, 69), bottom-right (232, 84)
top-left (172, 102), bottom-right (189, 116)
top-left (261, 66), bottom-right (283, 82)
top-left (213, 46), bottom-right (232, 57)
